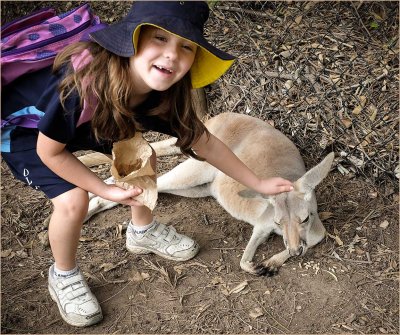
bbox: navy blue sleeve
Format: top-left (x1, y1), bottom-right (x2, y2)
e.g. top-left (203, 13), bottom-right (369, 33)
top-left (37, 68), bottom-right (81, 144)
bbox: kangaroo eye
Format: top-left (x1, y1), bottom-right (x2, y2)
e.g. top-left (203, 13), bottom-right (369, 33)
top-left (301, 216), bottom-right (310, 224)
top-left (274, 221), bottom-right (281, 226)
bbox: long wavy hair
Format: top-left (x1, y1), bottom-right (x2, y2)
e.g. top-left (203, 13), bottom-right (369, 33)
top-left (53, 41), bottom-right (209, 160)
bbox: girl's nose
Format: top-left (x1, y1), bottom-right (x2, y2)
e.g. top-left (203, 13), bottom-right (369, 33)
top-left (163, 43), bottom-right (179, 60)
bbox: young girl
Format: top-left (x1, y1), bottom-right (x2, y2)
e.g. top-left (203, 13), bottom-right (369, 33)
top-left (1, 1), bottom-right (293, 327)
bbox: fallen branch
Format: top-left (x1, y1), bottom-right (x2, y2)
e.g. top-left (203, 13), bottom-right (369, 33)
top-left (216, 5), bottom-right (282, 21)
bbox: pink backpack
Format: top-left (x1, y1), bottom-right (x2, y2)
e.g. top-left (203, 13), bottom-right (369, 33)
top-left (1, 3), bottom-right (105, 87)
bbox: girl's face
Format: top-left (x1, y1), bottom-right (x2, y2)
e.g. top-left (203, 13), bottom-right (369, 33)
top-left (130, 26), bottom-right (197, 94)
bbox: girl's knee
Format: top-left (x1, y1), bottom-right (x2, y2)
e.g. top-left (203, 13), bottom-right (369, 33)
top-left (51, 187), bottom-right (89, 219)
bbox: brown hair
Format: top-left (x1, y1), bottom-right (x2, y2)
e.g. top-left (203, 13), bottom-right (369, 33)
top-left (53, 41), bottom-right (209, 160)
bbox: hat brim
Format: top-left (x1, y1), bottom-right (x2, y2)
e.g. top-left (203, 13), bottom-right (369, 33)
top-left (90, 21), bottom-right (137, 57)
top-left (90, 20), bottom-right (235, 89)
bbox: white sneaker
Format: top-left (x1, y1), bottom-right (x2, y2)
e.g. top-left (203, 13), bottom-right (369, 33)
top-left (48, 265), bottom-right (103, 327)
top-left (126, 221), bottom-right (199, 261)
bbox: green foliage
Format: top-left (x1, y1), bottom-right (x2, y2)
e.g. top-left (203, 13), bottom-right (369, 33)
top-left (370, 21), bottom-right (379, 29)
top-left (207, 0), bottom-right (219, 9)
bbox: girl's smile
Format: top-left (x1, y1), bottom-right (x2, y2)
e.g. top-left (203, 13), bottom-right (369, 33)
top-left (130, 26), bottom-right (197, 94)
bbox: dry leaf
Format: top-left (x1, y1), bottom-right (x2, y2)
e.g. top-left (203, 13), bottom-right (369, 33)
top-left (304, 1), bottom-right (317, 10)
top-left (100, 259), bottom-right (127, 272)
top-left (311, 43), bottom-right (323, 49)
top-left (368, 104), bottom-right (378, 121)
top-left (79, 236), bottom-right (93, 242)
top-left (141, 272), bottom-right (150, 280)
top-left (249, 307), bottom-right (264, 319)
top-left (379, 220), bottom-right (389, 229)
top-left (284, 80), bottom-right (294, 90)
top-left (38, 231), bottom-right (49, 246)
top-left (352, 105), bottom-right (363, 115)
top-left (16, 249), bottom-right (28, 258)
top-left (115, 224), bottom-right (123, 239)
top-left (211, 276), bottom-right (223, 285)
top-left (295, 15), bottom-right (302, 24)
top-left (319, 211), bottom-right (334, 221)
top-left (340, 118), bottom-right (352, 128)
top-left (130, 269), bottom-right (149, 282)
top-left (229, 280), bottom-right (248, 295)
top-left (221, 288), bottom-right (230, 296)
top-left (280, 50), bottom-right (292, 58)
top-left (84, 271), bottom-right (101, 283)
top-left (1, 249), bottom-right (13, 258)
top-left (352, 97), bottom-right (366, 115)
top-left (329, 74), bottom-right (341, 84)
top-left (100, 263), bottom-right (115, 272)
top-left (327, 232), bottom-right (343, 246)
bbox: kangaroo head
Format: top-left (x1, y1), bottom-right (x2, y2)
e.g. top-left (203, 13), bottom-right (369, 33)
top-left (239, 152), bottom-right (334, 257)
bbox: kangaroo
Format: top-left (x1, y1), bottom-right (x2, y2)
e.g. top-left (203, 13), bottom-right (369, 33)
top-left (82, 112), bottom-right (334, 276)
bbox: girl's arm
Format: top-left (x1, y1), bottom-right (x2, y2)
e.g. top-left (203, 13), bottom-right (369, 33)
top-left (37, 132), bottom-right (143, 205)
top-left (193, 132), bottom-right (293, 195)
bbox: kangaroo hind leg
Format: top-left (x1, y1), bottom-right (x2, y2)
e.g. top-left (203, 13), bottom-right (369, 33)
top-left (157, 158), bottom-right (216, 198)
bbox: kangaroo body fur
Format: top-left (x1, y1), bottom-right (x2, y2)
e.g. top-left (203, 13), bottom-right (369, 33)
top-left (84, 112), bottom-right (334, 276)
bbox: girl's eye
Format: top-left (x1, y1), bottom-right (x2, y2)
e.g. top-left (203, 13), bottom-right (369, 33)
top-left (155, 35), bottom-right (167, 42)
top-left (182, 44), bottom-right (194, 51)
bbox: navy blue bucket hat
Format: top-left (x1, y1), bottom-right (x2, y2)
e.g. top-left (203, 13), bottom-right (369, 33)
top-left (89, 1), bottom-right (235, 88)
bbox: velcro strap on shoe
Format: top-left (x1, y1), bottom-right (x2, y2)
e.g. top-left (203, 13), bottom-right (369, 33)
top-left (65, 286), bottom-right (87, 299)
top-left (58, 275), bottom-right (84, 289)
top-left (151, 223), bottom-right (167, 237)
top-left (164, 226), bottom-right (178, 242)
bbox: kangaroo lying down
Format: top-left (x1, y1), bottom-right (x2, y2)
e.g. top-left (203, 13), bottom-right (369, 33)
top-left (84, 112), bottom-right (334, 276)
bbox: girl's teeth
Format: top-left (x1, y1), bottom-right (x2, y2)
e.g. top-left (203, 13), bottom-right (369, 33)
top-left (155, 65), bottom-right (172, 73)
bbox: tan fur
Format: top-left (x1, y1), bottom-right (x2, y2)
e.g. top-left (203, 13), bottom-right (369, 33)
top-left (156, 113), bottom-right (334, 276)
top-left (83, 112), bottom-right (334, 276)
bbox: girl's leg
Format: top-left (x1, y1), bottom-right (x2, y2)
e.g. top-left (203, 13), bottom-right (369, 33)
top-left (126, 148), bottom-right (199, 261)
top-left (2, 149), bottom-right (102, 326)
top-left (48, 187), bottom-right (89, 270)
top-left (48, 187), bottom-right (102, 327)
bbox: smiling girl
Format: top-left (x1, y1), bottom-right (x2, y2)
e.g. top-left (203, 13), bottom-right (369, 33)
top-left (1, 1), bottom-right (293, 327)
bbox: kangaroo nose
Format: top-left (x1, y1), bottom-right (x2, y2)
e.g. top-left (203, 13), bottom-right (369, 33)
top-left (289, 246), bottom-right (303, 257)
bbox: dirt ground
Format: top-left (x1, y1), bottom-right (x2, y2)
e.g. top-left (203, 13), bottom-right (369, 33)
top-left (1, 1), bottom-right (399, 334)
top-left (1, 153), bottom-right (399, 334)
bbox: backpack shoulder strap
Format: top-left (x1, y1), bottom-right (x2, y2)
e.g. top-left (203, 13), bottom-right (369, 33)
top-left (1, 7), bottom-right (56, 37)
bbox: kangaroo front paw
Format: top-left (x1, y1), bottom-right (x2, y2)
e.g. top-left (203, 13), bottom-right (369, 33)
top-left (254, 263), bottom-right (280, 277)
top-left (240, 261), bottom-right (258, 274)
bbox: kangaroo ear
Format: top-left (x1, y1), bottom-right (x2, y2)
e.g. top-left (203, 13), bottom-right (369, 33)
top-left (294, 152), bottom-right (335, 196)
top-left (238, 189), bottom-right (276, 206)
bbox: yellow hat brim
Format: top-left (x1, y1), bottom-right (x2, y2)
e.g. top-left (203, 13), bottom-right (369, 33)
top-left (133, 24), bottom-right (234, 89)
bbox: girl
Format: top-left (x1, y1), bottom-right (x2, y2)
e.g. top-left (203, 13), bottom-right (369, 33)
top-left (1, 1), bottom-right (293, 327)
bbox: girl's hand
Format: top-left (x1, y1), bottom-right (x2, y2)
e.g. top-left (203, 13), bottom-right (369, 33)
top-left (102, 183), bottom-right (144, 207)
top-left (257, 177), bottom-right (294, 195)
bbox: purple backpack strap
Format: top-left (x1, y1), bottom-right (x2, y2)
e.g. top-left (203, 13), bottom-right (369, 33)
top-left (1, 7), bottom-right (56, 37)
top-left (1, 114), bottom-right (42, 129)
